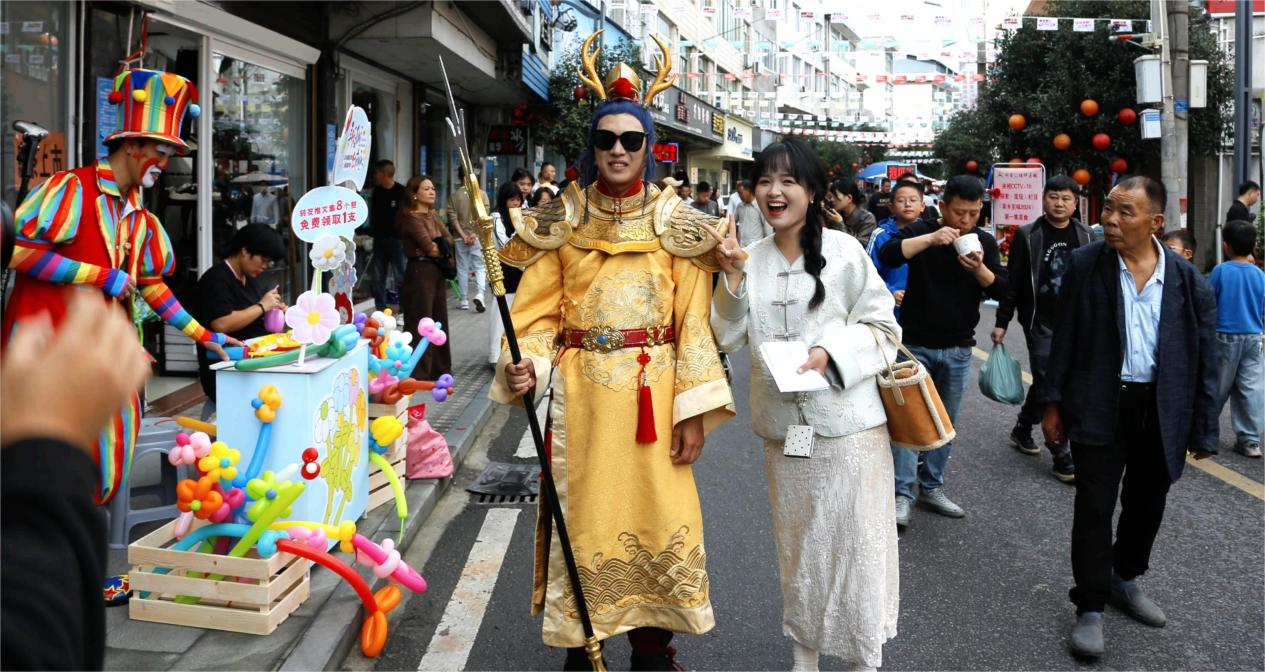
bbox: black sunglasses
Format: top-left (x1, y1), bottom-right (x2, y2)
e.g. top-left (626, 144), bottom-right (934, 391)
top-left (592, 129), bottom-right (646, 152)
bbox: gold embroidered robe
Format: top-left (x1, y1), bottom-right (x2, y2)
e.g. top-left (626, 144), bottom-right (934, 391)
top-left (489, 181), bottom-right (735, 647)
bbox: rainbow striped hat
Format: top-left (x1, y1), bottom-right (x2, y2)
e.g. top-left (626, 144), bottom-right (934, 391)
top-left (104, 69), bottom-right (200, 154)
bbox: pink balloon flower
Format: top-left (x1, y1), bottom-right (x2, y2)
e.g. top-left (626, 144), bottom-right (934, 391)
top-left (286, 291), bottom-right (340, 346)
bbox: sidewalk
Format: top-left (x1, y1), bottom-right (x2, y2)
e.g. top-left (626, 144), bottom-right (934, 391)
top-left (103, 291), bottom-right (501, 671)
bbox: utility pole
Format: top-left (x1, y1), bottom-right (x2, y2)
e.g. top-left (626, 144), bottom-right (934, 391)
top-left (1152, 0), bottom-right (1185, 232)
top-left (1168, 0), bottom-right (1189, 232)
top-left (1232, 1), bottom-right (1255, 191)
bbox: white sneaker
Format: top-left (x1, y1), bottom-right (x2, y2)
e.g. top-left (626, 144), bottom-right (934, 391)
top-left (459, 300), bottom-right (469, 310)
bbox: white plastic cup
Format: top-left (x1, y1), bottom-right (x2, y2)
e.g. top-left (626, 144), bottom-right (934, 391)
top-left (953, 232), bottom-right (982, 257)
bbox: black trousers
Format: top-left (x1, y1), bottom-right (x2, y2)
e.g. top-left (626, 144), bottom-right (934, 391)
top-left (1069, 382), bottom-right (1173, 614)
top-left (1017, 323), bottom-right (1053, 428)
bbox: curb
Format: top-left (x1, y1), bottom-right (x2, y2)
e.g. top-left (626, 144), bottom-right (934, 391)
top-left (277, 378), bottom-right (497, 671)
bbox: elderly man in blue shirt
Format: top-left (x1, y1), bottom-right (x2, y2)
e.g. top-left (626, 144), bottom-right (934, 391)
top-left (1039, 176), bottom-right (1219, 661)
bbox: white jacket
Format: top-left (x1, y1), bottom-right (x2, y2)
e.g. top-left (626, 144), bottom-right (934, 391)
top-left (711, 228), bottom-right (900, 441)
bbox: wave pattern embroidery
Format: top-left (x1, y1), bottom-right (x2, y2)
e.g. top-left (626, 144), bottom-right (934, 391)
top-left (563, 527), bottom-right (709, 619)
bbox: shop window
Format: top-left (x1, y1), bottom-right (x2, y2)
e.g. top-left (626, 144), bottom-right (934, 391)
top-left (212, 54), bottom-right (307, 297)
top-left (1, 2), bottom-right (69, 204)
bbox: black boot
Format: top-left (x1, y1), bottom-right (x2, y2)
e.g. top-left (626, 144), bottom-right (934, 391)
top-left (562, 646), bottom-right (606, 671)
top-left (628, 627), bottom-right (684, 671)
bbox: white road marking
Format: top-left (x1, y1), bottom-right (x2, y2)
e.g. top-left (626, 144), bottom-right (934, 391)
top-left (514, 401), bottom-right (549, 458)
top-left (417, 508), bottom-right (521, 671)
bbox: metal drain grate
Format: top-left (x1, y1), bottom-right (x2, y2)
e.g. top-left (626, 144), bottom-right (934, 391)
top-left (475, 493), bottom-right (538, 505)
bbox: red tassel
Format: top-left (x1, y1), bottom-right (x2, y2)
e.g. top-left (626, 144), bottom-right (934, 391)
top-left (636, 351), bottom-right (657, 443)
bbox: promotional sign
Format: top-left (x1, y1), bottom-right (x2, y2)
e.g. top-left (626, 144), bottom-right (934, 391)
top-left (292, 185), bottom-right (368, 243)
top-left (991, 165), bottom-right (1046, 228)
top-left (652, 142), bottom-right (678, 163)
top-left (486, 125), bottom-right (527, 155)
top-left (886, 164), bottom-right (915, 180)
top-left (332, 106), bottom-right (371, 191)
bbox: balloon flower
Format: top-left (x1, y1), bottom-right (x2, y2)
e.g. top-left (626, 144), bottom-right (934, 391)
top-left (169, 432), bottom-right (212, 467)
top-left (286, 291), bottom-right (340, 366)
top-left (235, 323), bottom-right (360, 371)
top-left (198, 442), bottom-right (240, 484)
top-left (309, 234), bottom-right (347, 273)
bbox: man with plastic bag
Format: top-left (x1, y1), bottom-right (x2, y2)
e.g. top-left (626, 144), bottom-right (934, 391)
top-left (992, 175), bottom-right (1092, 483)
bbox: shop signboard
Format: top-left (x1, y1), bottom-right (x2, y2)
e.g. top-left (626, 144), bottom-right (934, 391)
top-left (292, 186), bottom-right (368, 243)
top-left (652, 142), bottom-right (679, 163)
top-left (332, 106), bottom-right (371, 191)
top-left (886, 163), bottom-right (915, 180)
top-left (991, 164), bottom-right (1045, 228)
top-left (648, 86), bottom-right (724, 143)
top-left (486, 125), bottom-right (527, 155)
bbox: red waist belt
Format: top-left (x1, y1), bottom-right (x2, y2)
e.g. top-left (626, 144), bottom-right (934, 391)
top-left (561, 325), bottom-right (674, 353)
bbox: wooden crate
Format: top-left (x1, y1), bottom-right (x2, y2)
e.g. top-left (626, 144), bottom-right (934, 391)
top-left (128, 520), bottom-right (311, 635)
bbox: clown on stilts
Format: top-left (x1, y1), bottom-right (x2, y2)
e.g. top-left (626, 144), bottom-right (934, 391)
top-left (3, 68), bottom-right (239, 510)
top-left (490, 31), bottom-right (735, 670)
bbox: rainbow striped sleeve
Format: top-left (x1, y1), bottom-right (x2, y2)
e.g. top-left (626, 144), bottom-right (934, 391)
top-left (135, 217), bottom-right (223, 345)
top-left (15, 172), bottom-right (83, 243)
top-left (9, 173), bottom-right (128, 295)
top-left (138, 283), bottom-right (224, 345)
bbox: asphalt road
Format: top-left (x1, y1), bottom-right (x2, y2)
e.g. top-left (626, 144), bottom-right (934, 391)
top-left (354, 305), bottom-right (1264, 671)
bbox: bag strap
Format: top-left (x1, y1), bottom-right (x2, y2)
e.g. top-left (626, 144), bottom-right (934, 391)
top-left (867, 323), bottom-right (923, 372)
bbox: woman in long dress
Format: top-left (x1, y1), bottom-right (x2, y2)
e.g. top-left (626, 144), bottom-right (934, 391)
top-left (397, 175), bottom-right (452, 379)
top-left (709, 138), bottom-right (901, 671)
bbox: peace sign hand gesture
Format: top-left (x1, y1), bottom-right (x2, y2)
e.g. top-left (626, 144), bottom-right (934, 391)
top-left (699, 219), bottom-right (747, 277)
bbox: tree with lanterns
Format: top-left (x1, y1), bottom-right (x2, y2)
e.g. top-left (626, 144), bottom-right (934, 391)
top-left (934, 0), bottom-right (1231, 204)
top-left (528, 39), bottom-right (647, 167)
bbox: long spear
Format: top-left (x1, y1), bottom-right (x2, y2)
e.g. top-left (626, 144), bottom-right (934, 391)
top-left (438, 57), bottom-right (605, 672)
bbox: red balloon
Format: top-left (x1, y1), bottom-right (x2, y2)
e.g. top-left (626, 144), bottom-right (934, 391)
top-left (1072, 169), bottom-right (1091, 186)
top-left (1009, 114), bottom-right (1026, 130)
top-left (1117, 108), bottom-right (1137, 125)
top-left (1092, 133), bottom-right (1111, 151)
top-left (1110, 158), bottom-right (1129, 174)
top-left (1080, 99), bottom-right (1099, 117)
top-left (965, 160), bottom-right (979, 172)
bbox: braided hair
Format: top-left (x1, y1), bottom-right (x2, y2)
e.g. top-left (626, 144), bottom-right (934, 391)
top-left (749, 137), bottom-right (829, 310)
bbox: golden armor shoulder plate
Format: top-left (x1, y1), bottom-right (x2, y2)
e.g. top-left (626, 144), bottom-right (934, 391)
top-left (655, 191), bottom-right (728, 263)
top-left (498, 236), bottom-right (547, 270)
top-left (508, 183), bottom-right (579, 251)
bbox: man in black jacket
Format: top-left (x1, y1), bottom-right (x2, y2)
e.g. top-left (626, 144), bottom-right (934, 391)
top-left (992, 175), bottom-right (1092, 482)
top-left (1040, 176), bottom-right (1219, 660)
top-left (879, 175), bottom-right (1008, 530)
top-left (2, 291), bottom-right (153, 670)
top-left (1226, 180), bottom-right (1259, 224)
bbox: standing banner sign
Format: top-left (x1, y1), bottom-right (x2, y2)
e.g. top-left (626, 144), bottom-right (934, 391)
top-left (990, 164), bottom-right (1046, 228)
top-left (333, 106), bottom-right (371, 190)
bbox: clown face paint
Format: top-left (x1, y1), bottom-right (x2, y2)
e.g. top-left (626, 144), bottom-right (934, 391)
top-left (134, 143), bottom-right (175, 188)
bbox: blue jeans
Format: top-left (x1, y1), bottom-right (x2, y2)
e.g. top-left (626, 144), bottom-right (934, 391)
top-left (1216, 333), bottom-right (1264, 446)
top-left (893, 344), bottom-right (973, 500)
top-left (371, 236), bottom-right (407, 311)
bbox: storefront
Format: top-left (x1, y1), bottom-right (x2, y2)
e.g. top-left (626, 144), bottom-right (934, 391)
top-left (689, 114), bottom-right (753, 196)
top-left (647, 85), bottom-right (722, 183)
top-left (2, 2), bottom-right (321, 374)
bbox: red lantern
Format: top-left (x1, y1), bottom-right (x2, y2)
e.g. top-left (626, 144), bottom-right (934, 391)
top-left (1080, 99), bottom-right (1099, 117)
top-left (1117, 108), bottom-right (1137, 125)
top-left (1110, 158), bottom-right (1128, 174)
top-left (1091, 133), bottom-right (1111, 151)
top-left (834, 163), bottom-right (842, 170)
top-left (851, 162), bottom-right (858, 168)
top-left (573, 86), bottom-right (587, 101)
top-left (1009, 157), bottom-right (1023, 164)
top-left (1053, 133), bottom-right (1072, 150)
top-left (1026, 157), bottom-right (1043, 166)
top-left (1008, 114), bottom-right (1026, 130)
top-left (990, 187), bottom-right (1003, 199)
top-left (1072, 169), bottom-right (1091, 186)
top-left (965, 160), bottom-right (978, 172)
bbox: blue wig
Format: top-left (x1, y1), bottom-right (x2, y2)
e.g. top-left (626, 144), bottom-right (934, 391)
top-left (577, 100), bottom-right (657, 187)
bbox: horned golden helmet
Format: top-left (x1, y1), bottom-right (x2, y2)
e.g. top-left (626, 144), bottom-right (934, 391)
top-left (577, 30), bottom-right (675, 108)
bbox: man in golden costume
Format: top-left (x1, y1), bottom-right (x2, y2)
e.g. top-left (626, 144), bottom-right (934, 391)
top-left (490, 32), bottom-right (735, 670)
